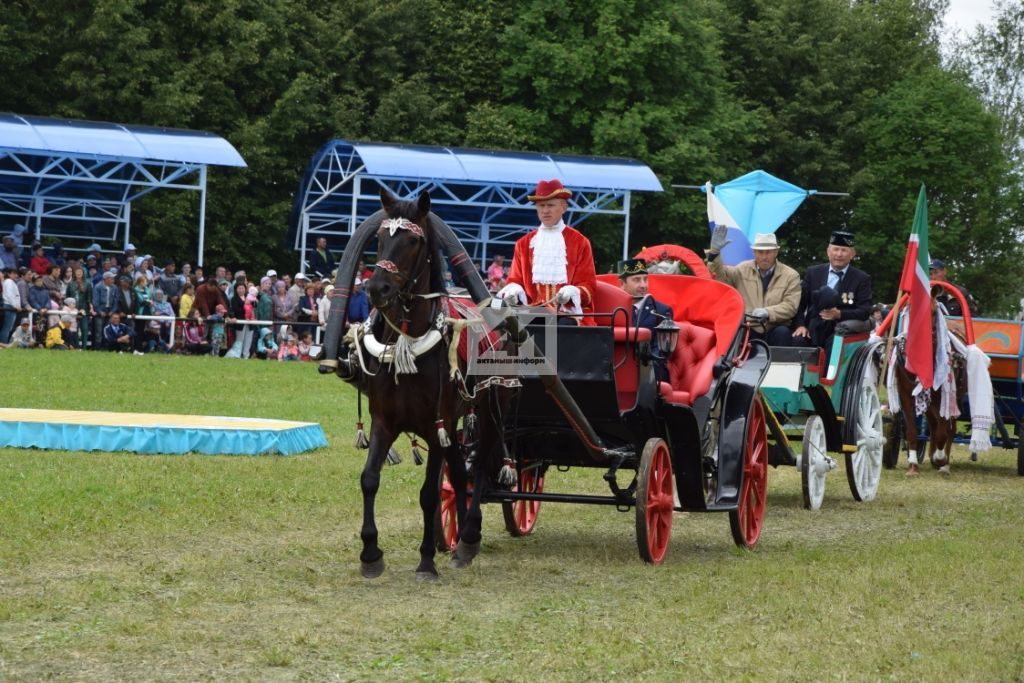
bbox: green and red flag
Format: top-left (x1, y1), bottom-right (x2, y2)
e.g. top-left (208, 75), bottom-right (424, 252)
top-left (897, 185), bottom-right (934, 389)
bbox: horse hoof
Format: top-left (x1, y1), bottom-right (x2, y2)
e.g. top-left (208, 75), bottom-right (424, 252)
top-left (939, 464), bottom-right (951, 476)
top-left (415, 569), bottom-right (439, 582)
top-left (905, 464), bottom-right (920, 477)
top-left (970, 452), bottom-right (978, 462)
top-left (451, 540), bottom-right (481, 569)
top-left (931, 458), bottom-right (948, 470)
top-left (360, 558), bottom-right (385, 579)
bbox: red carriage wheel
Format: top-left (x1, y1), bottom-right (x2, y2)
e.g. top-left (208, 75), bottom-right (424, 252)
top-left (502, 467), bottom-right (544, 536)
top-left (635, 438), bottom-right (674, 564)
top-left (730, 398), bottom-right (768, 548)
top-left (433, 460), bottom-right (461, 552)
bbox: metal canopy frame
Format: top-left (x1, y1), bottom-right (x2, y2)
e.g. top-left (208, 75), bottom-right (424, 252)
top-left (289, 140), bottom-right (663, 272)
top-left (0, 114), bottom-right (246, 264)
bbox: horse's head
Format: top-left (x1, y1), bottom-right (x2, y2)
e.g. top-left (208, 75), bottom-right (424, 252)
top-left (366, 189), bottom-right (441, 310)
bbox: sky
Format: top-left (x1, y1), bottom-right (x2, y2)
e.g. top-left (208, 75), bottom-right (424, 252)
top-left (944, 0), bottom-right (997, 37)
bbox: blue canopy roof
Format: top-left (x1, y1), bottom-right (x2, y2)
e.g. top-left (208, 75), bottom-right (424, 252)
top-left (0, 113), bottom-right (245, 260)
top-left (0, 113), bottom-right (246, 167)
top-left (289, 139), bottom-right (662, 269)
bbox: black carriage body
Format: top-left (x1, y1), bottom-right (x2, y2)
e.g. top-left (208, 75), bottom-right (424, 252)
top-left (508, 323), bottom-right (662, 468)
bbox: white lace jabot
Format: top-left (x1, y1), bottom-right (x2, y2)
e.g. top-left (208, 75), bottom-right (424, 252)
top-left (529, 220), bottom-right (567, 285)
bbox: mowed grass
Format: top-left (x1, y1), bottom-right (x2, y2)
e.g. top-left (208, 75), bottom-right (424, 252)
top-left (1, 351), bottom-right (1022, 681)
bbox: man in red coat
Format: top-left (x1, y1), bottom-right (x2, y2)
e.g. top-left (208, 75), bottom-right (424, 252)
top-left (495, 179), bottom-right (597, 325)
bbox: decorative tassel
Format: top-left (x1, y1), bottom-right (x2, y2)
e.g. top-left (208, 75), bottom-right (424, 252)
top-left (411, 439), bottom-right (424, 466)
top-left (386, 448), bottom-right (402, 465)
top-left (392, 333), bottom-right (418, 374)
top-left (436, 420), bottom-right (451, 448)
top-left (464, 410), bottom-right (478, 444)
top-left (354, 422), bottom-right (369, 449)
top-left (498, 457), bottom-right (518, 487)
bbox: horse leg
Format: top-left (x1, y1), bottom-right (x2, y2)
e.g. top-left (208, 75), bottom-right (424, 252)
top-left (359, 423), bottom-right (397, 578)
top-left (414, 438), bottom-right (445, 581)
top-left (452, 462), bottom-right (486, 569)
top-left (897, 369), bottom-right (920, 476)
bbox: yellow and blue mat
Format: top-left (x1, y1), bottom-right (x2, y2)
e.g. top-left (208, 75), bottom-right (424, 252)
top-left (0, 408), bottom-right (327, 456)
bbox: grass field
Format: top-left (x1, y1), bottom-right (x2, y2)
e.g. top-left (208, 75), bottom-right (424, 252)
top-left (1, 351), bottom-right (1022, 681)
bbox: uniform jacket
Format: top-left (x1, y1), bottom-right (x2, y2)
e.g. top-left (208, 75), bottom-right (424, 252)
top-left (506, 225), bottom-right (597, 325)
top-left (793, 263), bottom-right (872, 348)
top-left (633, 296), bottom-right (673, 382)
top-left (708, 257), bottom-right (801, 332)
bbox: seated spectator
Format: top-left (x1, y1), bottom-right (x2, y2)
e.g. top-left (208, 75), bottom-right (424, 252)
top-left (298, 332), bottom-right (313, 360)
top-left (256, 327), bottom-right (279, 359)
top-left (616, 258), bottom-right (673, 382)
top-left (60, 297), bottom-right (80, 348)
top-left (278, 335), bottom-right (301, 361)
top-left (44, 319), bottom-right (69, 350)
top-left (8, 319), bottom-right (36, 348)
top-left (103, 312), bottom-right (134, 352)
top-left (151, 289), bottom-right (174, 344)
top-left (182, 310), bottom-right (208, 355)
top-left (143, 320), bottom-right (170, 354)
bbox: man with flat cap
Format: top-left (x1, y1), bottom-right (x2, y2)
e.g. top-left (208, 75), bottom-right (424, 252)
top-left (792, 230), bottom-right (872, 350)
top-left (618, 258), bottom-right (673, 381)
top-left (496, 179), bottom-right (597, 325)
top-left (706, 228), bottom-right (801, 346)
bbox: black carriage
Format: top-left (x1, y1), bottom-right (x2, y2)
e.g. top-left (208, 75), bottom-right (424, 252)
top-left (438, 273), bottom-right (772, 563)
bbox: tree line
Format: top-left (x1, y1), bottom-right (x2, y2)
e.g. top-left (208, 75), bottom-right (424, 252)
top-left (2, 0), bottom-right (1020, 312)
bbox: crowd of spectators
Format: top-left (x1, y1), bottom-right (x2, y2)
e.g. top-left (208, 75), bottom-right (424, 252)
top-left (0, 231), bottom-right (359, 360)
top-left (1, 226), bottom-right (517, 358)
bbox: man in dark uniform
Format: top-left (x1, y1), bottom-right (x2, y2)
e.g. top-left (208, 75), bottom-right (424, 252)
top-left (618, 258), bottom-right (673, 382)
top-left (792, 230), bottom-right (872, 351)
top-left (929, 258), bottom-right (977, 316)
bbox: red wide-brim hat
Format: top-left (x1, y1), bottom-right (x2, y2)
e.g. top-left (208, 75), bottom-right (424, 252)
top-left (528, 178), bottom-right (572, 202)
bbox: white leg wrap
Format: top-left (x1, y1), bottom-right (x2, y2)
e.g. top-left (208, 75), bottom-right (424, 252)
top-left (907, 449), bottom-right (918, 466)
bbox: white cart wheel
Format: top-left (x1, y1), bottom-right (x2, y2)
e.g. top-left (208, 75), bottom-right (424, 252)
top-left (846, 382), bottom-right (884, 501)
top-left (801, 415), bottom-right (829, 510)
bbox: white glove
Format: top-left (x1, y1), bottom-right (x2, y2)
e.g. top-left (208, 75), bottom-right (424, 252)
top-left (492, 282), bottom-right (526, 309)
top-left (709, 225), bottom-right (731, 254)
top-left (555, 285), bottom-right (580, 305)
top-left (751, 307), bottom-right (769, 322)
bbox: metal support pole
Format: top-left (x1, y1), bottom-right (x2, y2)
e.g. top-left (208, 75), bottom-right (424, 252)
top-left (197, 166), bottom-right (208, 267)
top-left (123, 202), bottom-right (132, 250)
top-left (622, 191), bottom-right (632, 259)
top-left (34, 196), bottom-right (43, 242)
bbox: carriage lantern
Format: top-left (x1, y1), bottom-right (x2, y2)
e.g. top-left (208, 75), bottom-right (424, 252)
top-left (655, 317), bottom-right (680, 355)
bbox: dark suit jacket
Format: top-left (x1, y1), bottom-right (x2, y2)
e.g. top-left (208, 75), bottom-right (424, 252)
top-left (632, 296), bottom-right (673, 382)
top-left (308, 248), bottom-right (336, 278)
top-left (793, 263), bottom-right (872, 347)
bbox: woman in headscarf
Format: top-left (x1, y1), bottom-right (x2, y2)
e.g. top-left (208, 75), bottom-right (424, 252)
top-left (151, 288), bottom-right (175, 347)
top-left (272, 280), bottom-right (297, 331)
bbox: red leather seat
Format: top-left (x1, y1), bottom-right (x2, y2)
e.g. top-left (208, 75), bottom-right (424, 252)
top-left (592, 281), bottom-right (649, 411)
top-left (596, 273), bottom-right (744, 406)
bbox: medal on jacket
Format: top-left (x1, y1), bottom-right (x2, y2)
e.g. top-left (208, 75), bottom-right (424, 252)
top-left (841, 292), bottom-right (852, 305)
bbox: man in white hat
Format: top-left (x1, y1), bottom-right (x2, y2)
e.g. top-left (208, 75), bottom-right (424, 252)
top-left (706, 227), bottom-right (801, 345)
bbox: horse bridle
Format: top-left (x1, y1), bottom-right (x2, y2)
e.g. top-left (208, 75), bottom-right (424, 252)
top-left (373, 216), bottom-right (438, 336)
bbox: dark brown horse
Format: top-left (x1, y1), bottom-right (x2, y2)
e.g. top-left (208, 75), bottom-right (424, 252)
top-left (354, 188), bottom-right (505, 579)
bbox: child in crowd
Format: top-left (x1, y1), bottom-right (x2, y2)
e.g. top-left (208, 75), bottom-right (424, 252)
top-left (45, 318), bottom-right (68, 349)
top-left (8, 319), bottom-right (36, 348)
top-left (182, 309), bottom-right (208, 355)
top-left (143, 320), bottom-right (170, 353)
top-left (278, 335), bottom-right (300, 361)
top-left (298, 332), bottom-right (313, 361)
top-left (60, 297), bottom-right (79, 348)
top-left (208, 304), bottom-right (227, 356)
top-left (179, 283), bottom-right (195, 318)
top-left (256, 327), bottom-right (278, 359)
